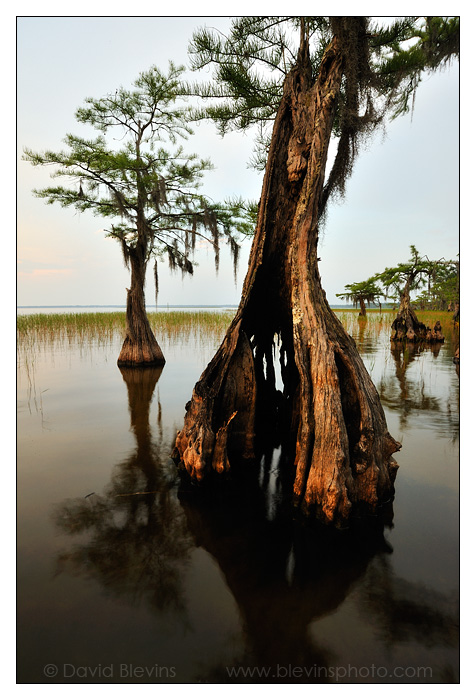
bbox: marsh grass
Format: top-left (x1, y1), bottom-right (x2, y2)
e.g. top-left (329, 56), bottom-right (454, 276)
top-left (17, 310), bottom-right (235, 342)
top-left (17, 310), bottom-right (236, 413)
top-left (18, 309), bottom-right (457, 357)
top-left (17, 310), bottom-right (236, 371)
top-left (17, 312), bottom-right (127, 339)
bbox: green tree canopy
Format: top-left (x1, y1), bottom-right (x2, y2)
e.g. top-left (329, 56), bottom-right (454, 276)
top-left (185, 16), bottom-right (459, 217)
top-left (336, 278), bottom-right (383, 315)
top-left (24, 63), bottom-right (255, 283)
top-left (376, 245), bottom-right (450, 303)
top-left (23, 63), bottom-right (256, 365)
top-left (414, 257), bottom-right (459, 310)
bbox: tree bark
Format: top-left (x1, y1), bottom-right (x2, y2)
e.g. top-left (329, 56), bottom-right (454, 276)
top-left (452, 303), bottom-right (459, 323)
top-left (117, 246), bottom-right (165, 367)
top-left (174, 35), bottom-right (401, 526)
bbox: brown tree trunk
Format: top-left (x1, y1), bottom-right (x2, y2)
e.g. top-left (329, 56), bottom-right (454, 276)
top-left (174, 35), bottom-right (400, 526)
top-left (359, 298), bottom-right (367, 316)
top-left (391, 283), bottom-right (444, 343)
top-left (117, 247), bottom-right (165, 367)
top-left (453, 303), bottom-right (459, 323)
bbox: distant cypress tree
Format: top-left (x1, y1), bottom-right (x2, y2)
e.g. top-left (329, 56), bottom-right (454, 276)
top-left (24, 64), bottom-right (256, 366)
top-left (376, 246), bottom-right (452, 342)
top-left (337, 278), bottom-right (383, 316)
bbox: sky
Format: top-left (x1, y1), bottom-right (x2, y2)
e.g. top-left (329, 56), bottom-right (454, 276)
top-left (17, 15), bottom-right (460, 308)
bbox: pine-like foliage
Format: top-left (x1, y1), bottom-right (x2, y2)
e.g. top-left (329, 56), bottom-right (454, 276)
top-left (376, 246), bottom-right (452, 302)
top-left (184, 16), bottom-right (459, 218)
top-left (336, 278), bottom-right (384, 311)
top-left (23, 63), bottom-right (256, 288)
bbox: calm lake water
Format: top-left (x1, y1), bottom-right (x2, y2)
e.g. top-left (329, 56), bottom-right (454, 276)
top-left (17, 311), bottom-right (459, 684)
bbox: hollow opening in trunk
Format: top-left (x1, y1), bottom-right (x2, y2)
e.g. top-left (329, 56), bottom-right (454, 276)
top-left (218, 330), bottom-right (296, 466)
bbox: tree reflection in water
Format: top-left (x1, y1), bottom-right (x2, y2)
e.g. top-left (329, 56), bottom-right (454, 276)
top-left (52, 366), bottom-right (193, 617)
top-left (378, 342), bottom-right (459, 440)
top-left (177, 463), bottom-right (458, 683)
top-left (361, 555), bottom-right (459, 649)
top-left (51, 366), bottom-right (458, 683)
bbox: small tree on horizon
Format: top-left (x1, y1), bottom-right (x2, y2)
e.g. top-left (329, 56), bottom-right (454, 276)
top-left (23, 64), bottom-right (255, 367)
top-left (336, 278), bottom-right (383, 316)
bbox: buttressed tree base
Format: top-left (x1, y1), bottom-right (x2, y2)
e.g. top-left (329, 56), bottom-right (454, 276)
top-left (174, 26), bottom-right (402, 526)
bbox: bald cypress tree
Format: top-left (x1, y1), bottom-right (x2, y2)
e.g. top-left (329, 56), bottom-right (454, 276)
top-left (337, 278), bottom-right (383, 316)
top-left (174, 17), bottom-right (459, 525)
top-left (377, 246), bottom-right (449, 342)
top-left (24, 64), bottom-right (255, 367)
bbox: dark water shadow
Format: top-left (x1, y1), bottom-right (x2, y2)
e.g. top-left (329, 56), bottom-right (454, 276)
top-left (360, 554), bottom-right (459, 649)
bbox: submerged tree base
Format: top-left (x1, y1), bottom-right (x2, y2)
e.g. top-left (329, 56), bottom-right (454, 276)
top-left (117, 279), bottom-right (166, 367)
top-left (174, 441), bottom-right (399, 531)
top-left (117, 341), bottom-right (165, 367)
top-left (391, 307), bottom-right (445, 344)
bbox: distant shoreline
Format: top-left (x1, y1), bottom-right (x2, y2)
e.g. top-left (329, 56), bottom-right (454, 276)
top-left (17, 304), bottom-right (236, 309)
top-left (17, 304), bottom-right (392, 310)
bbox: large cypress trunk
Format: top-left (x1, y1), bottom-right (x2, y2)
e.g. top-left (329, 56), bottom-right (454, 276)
top-left (174, 35), bottom-right (401, 525)
top-left (117, 245), bottom-right (165, 367)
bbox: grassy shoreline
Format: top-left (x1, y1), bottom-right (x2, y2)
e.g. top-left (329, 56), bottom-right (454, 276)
top-left (17, 310), bottom-right (236, 334)
top-left (16, 311), bottom-right (238, 355)
top-left (17, 309), bottom-right (455, 345)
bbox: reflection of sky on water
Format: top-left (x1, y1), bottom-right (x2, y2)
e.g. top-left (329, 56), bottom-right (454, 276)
top-left (17, 313), bottom-right (459, 683)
